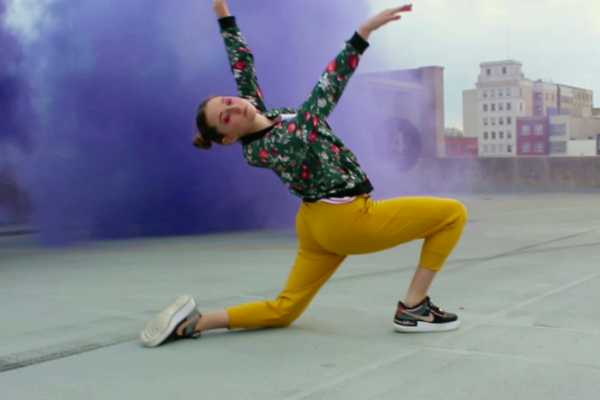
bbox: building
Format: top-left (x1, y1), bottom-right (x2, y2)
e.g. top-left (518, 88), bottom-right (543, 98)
top-left (445, 136), bottom-right (478, 157)
top-left (357, 66), bottom-right (446, 172)
top-left (548, 115), bottom-right (600, 156)
top-left (516, 117), bottom-right (549, 156)
top-left (557, 84), bottom-right (594, 118)
top-left (533, 80), bottom-right (558, 117)
top-left (463, 60), bottom-right (533, 157)
top-left (463, 60), bottom-right (597, 157)
top-left (515, 113), bottom-right (600, 157)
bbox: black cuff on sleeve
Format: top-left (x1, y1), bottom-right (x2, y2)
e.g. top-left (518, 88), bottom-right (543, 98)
top-left (218, 16), bottom-right (237, 30)
top-left (348, 32), bottom-right (369, 54)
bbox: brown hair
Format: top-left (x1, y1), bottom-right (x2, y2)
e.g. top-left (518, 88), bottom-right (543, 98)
top-left (193, 95), bottom-right (226, 150)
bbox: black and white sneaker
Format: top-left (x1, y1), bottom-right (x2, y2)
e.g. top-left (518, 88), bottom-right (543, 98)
top-left (393, 296), bottom-right (460, 333)
top-left (140, 295), bottom-right (202, 347)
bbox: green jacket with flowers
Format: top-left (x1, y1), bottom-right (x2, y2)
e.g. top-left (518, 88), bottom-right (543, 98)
top-left (219, 16), bottom-right (373, 202)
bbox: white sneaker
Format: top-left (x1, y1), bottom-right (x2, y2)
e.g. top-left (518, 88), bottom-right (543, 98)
top-left (140, 295), bottom-right (202, 347)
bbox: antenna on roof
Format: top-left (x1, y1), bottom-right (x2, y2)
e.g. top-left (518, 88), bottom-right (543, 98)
top-left (506, 28), bottom-right (510, 59)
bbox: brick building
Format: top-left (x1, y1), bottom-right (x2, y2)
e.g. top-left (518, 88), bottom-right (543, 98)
top-left (516, 117), bottom-right (549, 156)
top-left (445, 136), bottom-right (478, 157)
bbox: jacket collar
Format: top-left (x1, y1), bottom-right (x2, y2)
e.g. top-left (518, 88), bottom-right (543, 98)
top-left (240, 108), bottom-right (287, 146)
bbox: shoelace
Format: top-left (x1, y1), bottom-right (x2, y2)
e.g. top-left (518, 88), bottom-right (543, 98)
top-left (426, 299), bottom-right (444, 314)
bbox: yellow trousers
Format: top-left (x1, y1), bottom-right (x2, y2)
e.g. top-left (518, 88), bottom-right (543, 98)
top-left (227, 195), bottom-right (467, 329)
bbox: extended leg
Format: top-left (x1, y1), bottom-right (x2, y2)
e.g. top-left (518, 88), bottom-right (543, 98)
top-left (140, 218), bottom-right (345, 347)
top-left (225, 248), bottom-right (345, 329)
top-left (176, 247), bottom-right (345, 335)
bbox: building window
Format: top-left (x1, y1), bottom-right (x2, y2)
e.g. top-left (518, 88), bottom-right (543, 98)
top-left (499, 103), bottom-right (504, 111)
top-left (483, 104), bottom-right (488, 112)
top-left (499, 117), bottom-right (504, 125)
top-left (534, 124), bottom-right (543, 135)
top-left (483, 145), bottom-right (489, 153)
top-left (484, 132), bottom-right (489, 139)
top-left (491, 131), bottom-right (496, 139)
top-left (483, 90), bottom-right (488, 98)
top-left (491, 117), bottom-right (496, 125)
top-left (550, 124), bottom-right (566, 136)
top-left (491, 104), bottom-right (496, 111)
top-left (507, 88), bottom-right (511, 96)
top-left (522, 125), bottom-right (530, 135)
top-left (499, 89), bottom-right (504, 96)
top-left (507, 130), bottom-right (512, 139)
top-left (484, 118), bottom-right (489, 126)
top-left (551, 141), bottom-right (567, 154)
top-left (491, 145), bottom-right (497, 153)
top-left (502, 67), bottom-right (507, 74)
top-left (491, 89), bottom-right (496, 97)
top-left (507, 102), bottom-right (512, 110)
top-left (499, 145), bottom-right (505, 153)
top-left (520, 102), bottom-right (523, 112)
top-left (507, 117), bottom-right (512, 125)
top-left (499, 131), bottom-right (504, 139)
top-left (522, 142), bottom-right (531, 153)
top-left (507, 145), bottom-right (512, 153)
top-left (534, 142), bottom-right (544, 153)
top-left (487, 68), bottom-right (491, 75)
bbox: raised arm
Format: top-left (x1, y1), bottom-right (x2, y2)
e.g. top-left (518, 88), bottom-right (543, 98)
top-left (297, 5), bottom-right (413, 122)
top-left (214, 0), bottom-right (266, 112)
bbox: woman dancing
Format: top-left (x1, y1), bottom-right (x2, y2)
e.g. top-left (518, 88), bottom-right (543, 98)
top-left (140, 0), bottom-right (468, 347)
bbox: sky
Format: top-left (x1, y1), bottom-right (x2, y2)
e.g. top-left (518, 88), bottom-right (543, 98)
top-left (4, 0), bottom-right (600, 130)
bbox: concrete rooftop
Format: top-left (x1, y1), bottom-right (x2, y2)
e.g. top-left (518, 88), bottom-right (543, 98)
top-left (1, 192), bottom-right (600, 399)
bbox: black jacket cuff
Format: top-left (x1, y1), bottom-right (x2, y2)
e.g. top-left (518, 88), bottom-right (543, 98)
top-left (218, 16), bottom-right (237, 30)
top-left (348, 32), bottom-right (369, 54)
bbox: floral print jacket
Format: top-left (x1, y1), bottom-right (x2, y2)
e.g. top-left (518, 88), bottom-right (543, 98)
top-left (219, 16), bottom-right (373, 202)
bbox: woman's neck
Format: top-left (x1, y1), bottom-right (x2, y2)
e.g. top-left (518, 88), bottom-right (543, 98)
top-left (245, 114), bottom-right (276, 136)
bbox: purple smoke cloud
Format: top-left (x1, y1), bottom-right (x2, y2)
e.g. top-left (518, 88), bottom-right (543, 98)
top-left (0, 1), bottom-right (36, 154)
top-left (2, 0), bottom-right (386, 245)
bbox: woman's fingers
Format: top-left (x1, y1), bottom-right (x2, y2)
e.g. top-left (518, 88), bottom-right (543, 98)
top-left (396, 4), bottom-right (413, 12)
top-left (364, 3), bottom-right (412, 32)
top-left (385, 4), bottom-right (412, 15)
top-left (383, 14), bottom-right (402, 24)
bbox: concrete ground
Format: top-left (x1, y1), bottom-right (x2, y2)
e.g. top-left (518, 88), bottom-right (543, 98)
top-left (1, 192), bottom-right (600, 400)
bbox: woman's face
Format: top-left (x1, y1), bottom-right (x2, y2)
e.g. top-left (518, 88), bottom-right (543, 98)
top-left (204, 96), bottom-right (258, 143)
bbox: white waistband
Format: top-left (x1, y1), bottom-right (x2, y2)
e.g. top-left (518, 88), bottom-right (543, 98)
top-left (318, 196), bottom-right (356, 204)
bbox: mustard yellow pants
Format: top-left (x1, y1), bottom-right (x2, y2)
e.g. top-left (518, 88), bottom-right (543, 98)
top-left (227, 195), bottom-right (467, 329)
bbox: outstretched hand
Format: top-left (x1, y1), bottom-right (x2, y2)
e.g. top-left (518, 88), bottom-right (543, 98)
top-left (213, 0), bottom-right (230, 18)
top-left (358, 4), bottom-right (412, 40)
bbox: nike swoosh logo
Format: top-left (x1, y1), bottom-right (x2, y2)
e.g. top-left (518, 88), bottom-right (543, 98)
top-left (402, 311), bottom-right (435, 323)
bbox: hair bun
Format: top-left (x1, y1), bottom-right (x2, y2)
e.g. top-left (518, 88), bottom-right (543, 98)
top-left (193, 134), bottom-right (212, 150)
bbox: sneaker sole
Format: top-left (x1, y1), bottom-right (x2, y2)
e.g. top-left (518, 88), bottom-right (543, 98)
top-left (393, 319), bottom-right (460, 333)
top-left (140, 295), bottom-right (197, 347)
